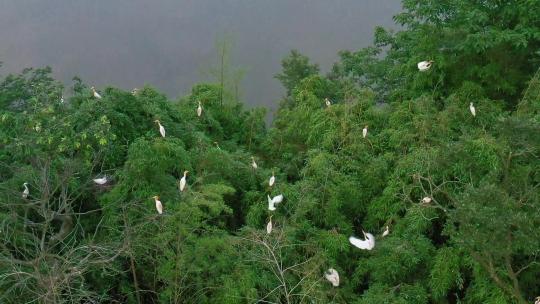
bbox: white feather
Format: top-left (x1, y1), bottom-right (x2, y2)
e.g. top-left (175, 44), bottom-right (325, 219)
top-left (324, 268), bottom-right (340, 287)
top-left (267, 195), bottom-right (276, 211)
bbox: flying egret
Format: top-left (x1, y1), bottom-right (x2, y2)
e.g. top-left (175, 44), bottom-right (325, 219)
top-left (421, 196), bottom-right (432, 204)
top-left (22, 182), bottom-right (29, 199)
top-left (325, 98), bottom-right (331, 107)
top-left (362, 125), bottom-right (368, 138)
top-left (269, 171), bottom-right (275, 187)
top-left (382, 226), bottom-right (389, 237)
top-left (179, 171), bottom-right (188, 192)
top-left (91, 86), bottom-right (102, 99)
top-left (154, 120), bottom-right (166, 138)
top-left (267, 194), bottom-right (283, 211)
top-left (266, 215), bottom-right (273, 234)
top-left (251, 157), bottom-right (258, 169)
top-left (153, 196), bottom-right (163, 214)
top-left (93, 176), bottom-right (108, 185)
top-left (324, 268), bottom-right (340, 287)
top-left (417, 60), bottom-right (433, 71)
top-left (349, 231), bottom-right (375, 250)
top-left (197, 101), bottom-right (203, 117)
top-left (469, 102), bottom-right (476, 117)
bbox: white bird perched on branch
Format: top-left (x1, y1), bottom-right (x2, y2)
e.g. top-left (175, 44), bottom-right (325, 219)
top-left (417, 60), bottom-right (433, 72)
top-left (131, 88), bottom-right (139, 96)
top-left (382, 226), bottom-right (389, 237)
top-left (251, 157), bottom-right (258, 169)
top-left (469, 102), bottom-right (476, 117)
top-left (93, 176), bottom-right (108, 185)
top-left (197, 101), bottom-right (203, 117)
top-left (267, 194), bottom-right (283, 211)
top-left (22, 182), bottom-right (29, 199)
top-left (179, 171), bottom-right (188, 192)
top-left (153, 196), bottom-right (163, 214)
top-left (60, 96), bottom-right (64, 103)
top-left (266, 215), bottom-right (273, 234)
top-left (324, 268), bottom-right (340, 287)
top-left (362, 125), bottom-right (368, 138)
top-left (325, 98), bottom-right (331, 107)
top-left (421, 196), bottom-right (432, 204)
top-left (269, 171), bottom-right (275, 187)
top-left (91, 86), bottom-right (102, 99)
top-left (154, 120), bottom-right (166, 138)
top-left (349, 231), bottom-right (375, 250)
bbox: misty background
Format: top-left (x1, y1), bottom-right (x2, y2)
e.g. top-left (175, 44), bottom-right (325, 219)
top-left (0, 0), bottom-right (401, 112)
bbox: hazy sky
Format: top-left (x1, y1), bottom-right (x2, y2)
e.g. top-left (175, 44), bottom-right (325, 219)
top-left (0, 1), bottom-right (401, 112)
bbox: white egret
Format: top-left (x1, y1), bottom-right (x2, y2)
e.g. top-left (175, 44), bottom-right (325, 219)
top-left (421, 196), bottom-right (432, 204)
top-left (251, 157), bottom-right (258, 169)
top-left (132, 88), bottom-right (138, 96)
top-left (267, 194), bottom-right (283, 211)
top-left (325, 98), bottom-right (331, 107)
top-left (197, 101), bottom-right (203, 117)
top-left (93, 176), bottom-right (108, 185)
top-left (154, 120), bottom-right (166, 138)
top-left (382, 226), bottom-right (389, 237)
top-left (179, 171), bottom-right (188, 192)
top-left (266, 215), bottom-right (273, 234)
top-left (269, 171), bottom-right (275, 187)
top-left (469, 102), bottom-right (476, 117)
top-left (417, 60), bottom-right (433, 72)
top-left (60, 96), bottom-right (64, 103)
top-left (349, 231), bottom-right (375, 250)
top-left (22, 182), bottom-right (29, 199)
top-left (153, 196), bottom-right (163, 214)
top-left (324, 268), bottom-right (340, 287)
top-left (91, 86), bottom-right (102, 99)
top-left (362, 125), bottom-right (368, 138)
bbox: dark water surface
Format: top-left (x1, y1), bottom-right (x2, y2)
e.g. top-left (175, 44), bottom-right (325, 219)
top-left (0, 1), bottom-right (401, 112)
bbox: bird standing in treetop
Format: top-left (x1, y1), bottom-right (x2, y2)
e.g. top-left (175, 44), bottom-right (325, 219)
top-left (251, 157), bottom-right (258, 169)
top-left (60, 96), bottom-right (64, 103)
top-left (382, 226), bottom-right (389, 237)
top-left (325, 98), bottom-right (331, 107)
top-left (324, 268), bottom-right (340, 287)
top-left (22, 182), bottom-right (29, 199)
top-left (349, 231), bottom-right (375, 250)
top-left (131, 88), bottom-right (139, 96)
top-left (179, 171), bottom-right (188, 192)
top-left (154, 120), bottom-right (166, 138)
top-left (417, 60), bottom-right (433, 72)
top-left (91, 86), bottom-right (102, 99)
top-left (267, 194), bottom-right (283, 211)
top-left (269, 171), bottom-right (275, 187)
top-left (266, 215), bottom-right (273, 234)
top-left (362, 125), bottom-right (368, 138)
top-left (153, 196), bottom-right (163, 214)
top-left (469, 102), bottom-right (476, 117)
top-left (197, 101), bottom-right (203, 117)
top-left (93, 176), bottom-right (108, 185)
top-left (421, 196), bottom-right (432, 204)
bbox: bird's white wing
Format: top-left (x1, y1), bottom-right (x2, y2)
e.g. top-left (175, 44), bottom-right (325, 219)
top-left (266, 220), bottom-right (272, 234)
top-left (269, 176), bottom-right (275, 187)
top-left (365, 233), bottom-right (376, 250)
top-left (156, 200), bottom-right (163, 214)
top-left (349, 236), bottom-right (371, 250)
top-left (180, 178), bottom-right (186, 192)
top-left (159, 125), bottom-right (166, 138)
top-left (272, 194), bottom-right (283, 204)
